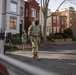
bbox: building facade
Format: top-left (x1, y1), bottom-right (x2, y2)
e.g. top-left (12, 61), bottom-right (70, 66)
top-left (68, 7), bottom-right (76, 37)
top-left (0, 0), bottom-right (25, 34)
top-left (24, 0), bottom-right (40, 33)
top-left (60, 16), bottom-right (67, 33)
top-left (60, 7), bottom-right (76, 37)
top-left (51, 13), bottom-right (61, 34)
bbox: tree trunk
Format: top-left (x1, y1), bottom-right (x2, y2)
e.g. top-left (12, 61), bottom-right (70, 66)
top-left (43, 11), bottom-right (47, 43)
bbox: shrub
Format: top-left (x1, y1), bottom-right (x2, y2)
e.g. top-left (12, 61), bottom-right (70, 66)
top-left (47, 34), bottom-right (55, 42)
top-left (13, 33), bottom-right (20, 37)
top-left (63, 28), bottom-right (73, 38)
top-left (4, 43), bottom-right (12, 50)
top-left (53, 35), bottom-right (63, 39)
top-left (62, 34), bottom-right (69, 39)
top-left (12, 46), bottom-right (18, 49)
top-left (71, 36), bottom-right (76, 41)
top-left (54, 33), bottom-right (63, 35)
top-left (46, 33), bottom-right (55, 42)
top-left (6, 33), bottom-right (22, 45)
top-left (11, 36), bottom-right (22, 45)
top-left (49, 33), bottom-right (54, 38)
top-left (7, 32), bottom-right (12, 38)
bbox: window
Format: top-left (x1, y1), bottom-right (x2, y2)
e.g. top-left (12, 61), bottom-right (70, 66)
top-left (53, 17), bottom-right (56, 23)
top-left (31, 8), bottom-right (36, 17)
top-left (57, 16), bottom-right (59, 23)
top-left (57, 16), bottom-right (59, 21)
top-left (20, 7), bottom-right (23, 16)
top-left (70, 24), bottom-right (72, 26)
top-left (70, 11), bottom-right (72, 15)
top-left (10, 17), bottom-right (17, 29)
top-left (70, 18), bottom-right (72, 21)
top-left (66, 12), bottom-right (67, 16)
top-left (57, 27), bottom-right (59, 32)
top-left (10, 2), bottom-right (17, 12)
top-left (4, 0), bottom-right (6, 13)
top-left (62, 29), bottom-right (64, 33)
top-left (53, 27), bottom-right (56, 33)
top-left (62, 20), bottom-right (65, 25)
top-left (26, 9), bottom-right (28, 17)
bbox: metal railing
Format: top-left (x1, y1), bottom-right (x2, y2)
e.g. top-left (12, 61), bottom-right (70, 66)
top-left (0, 54), bottom-right (57, 75)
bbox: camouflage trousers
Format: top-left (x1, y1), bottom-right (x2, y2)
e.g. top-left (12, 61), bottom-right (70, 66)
top-left (30, 36), bottom-right (38, 56)
top-left (22, 40), bottom-right (26, 50)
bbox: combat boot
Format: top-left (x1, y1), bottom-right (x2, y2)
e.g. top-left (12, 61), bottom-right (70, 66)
top-left (33, 55), bottom-right (39, 60)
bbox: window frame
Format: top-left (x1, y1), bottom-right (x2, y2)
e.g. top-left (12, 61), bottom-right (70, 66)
top-left (53, 16), bottom-right (57, 23)
top-left (20, 7), bottom-right (23, 16)
top-left (31, 8), bottom-right (36, 17)
top-left (26, 8), bottom-right (28, 17)
top-left (70, 24), bottom-right (72, 26)
top-left (10, 17), bottom-right (17, 30)
top-left (10, 1), bottom-right (17, 13)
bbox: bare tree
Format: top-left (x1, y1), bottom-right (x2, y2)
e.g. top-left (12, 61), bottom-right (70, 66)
top-left (38, 0), bottom-right (76, 43)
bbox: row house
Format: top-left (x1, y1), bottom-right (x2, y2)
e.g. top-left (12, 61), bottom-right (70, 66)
top-left (24, 2), bottom-right (76, 37)
top-left (1, 0), bottom-right (75, 38)
top-left (60, 7), bottom-right (76, 37)
top-left (51, 12), bottom-right (67, 34)
top-left (24, 0), bottom-right (52, 36)
top-left (24, 0), bottom-right (40, 33)
top-left (51, 13), bottom-right (60, 34)
top-left (67, 7), bottom-right (76, 37)
top-left (0, 0), bottom-right (25, 34)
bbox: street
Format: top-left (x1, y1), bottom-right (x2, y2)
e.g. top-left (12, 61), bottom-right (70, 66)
top-left (4, 43), bottom-right (76, 75)
top-left (0, 43), bottom-right (76, 75)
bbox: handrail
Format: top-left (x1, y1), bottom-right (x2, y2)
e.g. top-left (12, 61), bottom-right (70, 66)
top-left (0, 54), bottom-right (57, 75)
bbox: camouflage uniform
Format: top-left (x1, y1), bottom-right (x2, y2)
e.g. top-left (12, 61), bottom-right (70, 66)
top-left (28, 21), bottom-right (40, 59)
top-left (22, 31), bottom-right (27, 50)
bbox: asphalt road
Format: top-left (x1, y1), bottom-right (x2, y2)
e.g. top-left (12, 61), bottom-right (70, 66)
top-left (5, 43), bottom-right (76, 75)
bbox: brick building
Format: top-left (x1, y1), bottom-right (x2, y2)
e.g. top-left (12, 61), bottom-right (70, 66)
top-left (68, 7), bottom-right (76, 37)
top-left (60, 7), bottom-right (76, 37)
top-left (60, 16), bottom-right (67, 33)
top-left (24, 0), bottom-right (40, 33)
top-left (51, 13), bottom-right (60, 34)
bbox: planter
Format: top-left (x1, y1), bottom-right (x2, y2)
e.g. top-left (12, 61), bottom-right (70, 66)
top-left (55, 38), bottom-right (72, 44)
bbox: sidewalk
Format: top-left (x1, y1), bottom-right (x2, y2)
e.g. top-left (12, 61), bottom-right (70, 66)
top-left (6, 41), bottom-right (76, 60)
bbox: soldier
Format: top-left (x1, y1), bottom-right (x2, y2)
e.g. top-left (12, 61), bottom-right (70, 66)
top-left (28, 20), bottom-right (40, 59)
top-left (22, 30), bottom-right (27, 50)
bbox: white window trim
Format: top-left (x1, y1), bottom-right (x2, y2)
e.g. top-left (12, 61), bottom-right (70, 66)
top-left (10, 1), bottom-right (17, 12)
top-left (53, 16), bottom-right (56, 23)
top-left (10, 17), bottom-right (17, 30)
top-left (31, 8), bottom-right (36, 17)
top-left (26, 9), bottom-right (28, 17)
top-left (20, 7), bottom-right (23, 16)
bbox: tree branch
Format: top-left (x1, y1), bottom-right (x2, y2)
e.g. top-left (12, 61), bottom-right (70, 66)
top-left (47, 0), bottom-right (66, 18)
